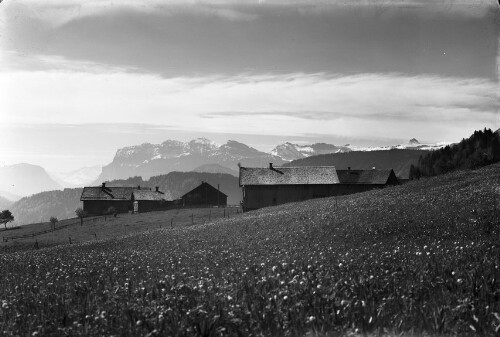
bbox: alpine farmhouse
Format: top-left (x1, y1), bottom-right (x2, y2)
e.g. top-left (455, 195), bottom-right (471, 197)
top-left (239, 164), bottom-right (399, 211)
top-left (80, 183), bottom-right (173, 215)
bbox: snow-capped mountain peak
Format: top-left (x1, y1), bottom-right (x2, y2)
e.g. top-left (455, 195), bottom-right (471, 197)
top-left (270, 139), bottom-right (448, 161)
top-left (271, 142), bottom-right (352, 161)
top-left (96, 138), bottom-right (285, 181)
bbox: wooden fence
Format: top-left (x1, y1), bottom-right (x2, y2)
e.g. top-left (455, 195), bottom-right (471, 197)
top-left (2, 216), bottom-right (101, 242)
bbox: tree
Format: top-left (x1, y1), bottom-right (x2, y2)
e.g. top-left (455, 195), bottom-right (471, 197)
top-left (75, 207), bottom-right (87, 226)
top-left (49, 216), bottom-right (58, 230)
top-left (0, 210), bottom-right (14, 229)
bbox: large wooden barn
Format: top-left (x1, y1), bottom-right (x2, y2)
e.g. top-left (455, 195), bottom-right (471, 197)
top-left (133, 187), bottom-right (174, 213)
top-left (239, 164), bottom-right (340, 211)
top-left (80, 183), bottom-right (172, 215)
top-left (80, 183), bottom-right (135, 215)
top-left (239, 164), bottom-right (399, 211)
top-left (181, 182), bottom-right (227, 207)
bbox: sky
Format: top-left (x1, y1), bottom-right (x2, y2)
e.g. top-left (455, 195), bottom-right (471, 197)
top-left (0, 0), bottom-right (499, 172)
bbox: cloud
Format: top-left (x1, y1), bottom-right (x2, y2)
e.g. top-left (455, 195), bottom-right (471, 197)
top-left (2, 0), bottom-right (496, 80)
top-left (0, 55), bottom-right (497, 142)
top-left (4, 0), bottom-right (496, 28)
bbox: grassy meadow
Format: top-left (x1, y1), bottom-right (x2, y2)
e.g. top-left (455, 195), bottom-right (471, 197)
top-left (0, 207), bottom-right (240, 254)
top-left (0, 164), bottom-right (499, 336)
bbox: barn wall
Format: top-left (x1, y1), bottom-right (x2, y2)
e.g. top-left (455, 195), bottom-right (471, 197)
top-left (242, 184), bottom-right (385, 211)
top-left (83, 200), bottom-right (131, 215)
top-left (137, 200), bottom-right (176, 213)
top-left (182, 186), bottom-right (227, 207)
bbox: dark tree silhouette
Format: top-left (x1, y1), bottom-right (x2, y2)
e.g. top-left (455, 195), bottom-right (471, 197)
top-left (49, 216), bottom-right (58, 230)
top-left (410, 128), bottom-right (500, 179)
top-left (75, 207), bottom-right (87, 226)
top-left (0, 210), bottom-right (14, 229)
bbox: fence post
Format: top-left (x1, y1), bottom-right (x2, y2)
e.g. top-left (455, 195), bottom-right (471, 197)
top-left (69, 237), bottom-right (72, 244)
top-left (171, 218), bottom-right (173, 228)
top-left (94, 233), bottom-right (97, 240)
top-left (223, 209), bottom-right (225, 218)
top-left (209, 210), bottom-right (211, 221)
top-left (191, 214), bottom-right (194, 225)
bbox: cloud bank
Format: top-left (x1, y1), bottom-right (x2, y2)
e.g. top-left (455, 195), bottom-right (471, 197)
top-left (0, 56), bottom-right (496, 142)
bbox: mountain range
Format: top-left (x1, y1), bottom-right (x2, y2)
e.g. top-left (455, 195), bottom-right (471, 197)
top-left (95, 137), bottom-right (446, 183)
top-left (0, 137), bottom-right (446, 203)
top-left (1, 129), bottom-right (495, 226)
top-left (49, 166), bottom-right (102, 188)
top-left (271, 138), bottom-right (447, 161)
top-left (0, 163), bottom-right (63, 199)
top-left (95, 138), bottom-right (286, 182)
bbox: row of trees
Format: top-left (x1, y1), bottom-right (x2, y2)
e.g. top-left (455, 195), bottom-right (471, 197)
top-left (410, 128), bottom-right (500, 179)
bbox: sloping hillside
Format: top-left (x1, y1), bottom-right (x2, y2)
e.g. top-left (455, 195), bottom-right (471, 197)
top-left (286, 149), bottom-right (428, 178)
top-left (0, 164), bottom-right (498, 336)
top-left (192, 163), bottom-right (238, 176)
top-left (10, 188), bottom-right (83, 225)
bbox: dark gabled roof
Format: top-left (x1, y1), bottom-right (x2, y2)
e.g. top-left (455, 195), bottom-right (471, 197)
top-left (133, 190), bottom-right (172, 201)
top-left (336, 169), bottom-right (395, 185)
top-left (239, 166), bottom-right (339, 186)
top-left (80, 186), bottom-right (135, 201)
top-left (181, 182), bottom-right (228, 198)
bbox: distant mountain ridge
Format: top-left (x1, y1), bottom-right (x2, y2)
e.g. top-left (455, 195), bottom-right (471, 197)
top-left (96, 138), bottom-right (285, 182)
top-left (49, 166), bottom-right (102, 187)
top-left (285, 149), bottom-right (430, 178)
top-left (271, 139), bottom-right (447, 161)
top-left (0, 196), bottom-right (13, 210)
top-left (271, 143), bottom-right (352, 161)
top-left (2, 137), bottom-right (449, 200)
top-left (95, 137), bottom-right (448, 183)
top-left (0, 163), bottom-right (62, 198)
